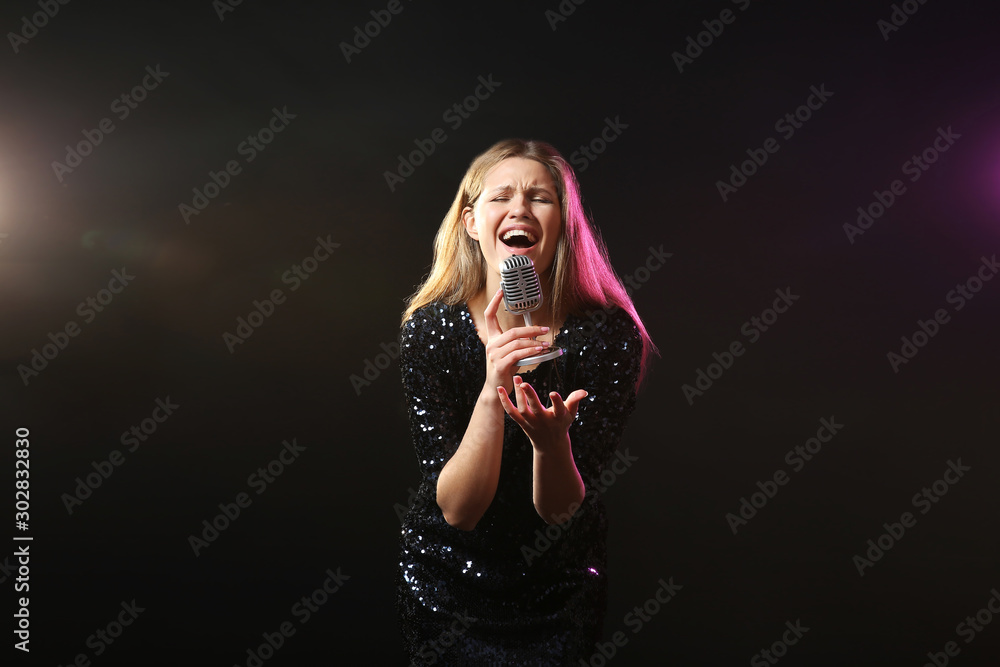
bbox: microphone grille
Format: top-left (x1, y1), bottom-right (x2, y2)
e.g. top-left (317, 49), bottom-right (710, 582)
top-left (499, 255), bottom-right (542, 313)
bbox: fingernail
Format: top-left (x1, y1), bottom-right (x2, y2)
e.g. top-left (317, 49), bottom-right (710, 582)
top-left (541, 341), bottom-right (551, 347)
top-left (541, 326), bottom-right (550, 332)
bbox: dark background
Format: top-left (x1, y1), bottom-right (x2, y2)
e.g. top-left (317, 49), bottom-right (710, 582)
top-left (2, 0), bottom-right (998, 664)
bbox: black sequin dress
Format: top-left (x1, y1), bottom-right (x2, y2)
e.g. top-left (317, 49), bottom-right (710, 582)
top-left (397, 301), bottom-right (642, 666)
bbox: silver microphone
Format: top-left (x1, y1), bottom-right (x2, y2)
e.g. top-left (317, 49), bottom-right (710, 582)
top-left (499, 255), bottom-right (564, 366)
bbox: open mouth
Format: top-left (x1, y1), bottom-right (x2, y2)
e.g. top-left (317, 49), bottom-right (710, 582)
top-left (500, 229), bottom-right (538, 250)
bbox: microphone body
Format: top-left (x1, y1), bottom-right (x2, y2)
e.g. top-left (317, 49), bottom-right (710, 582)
top-left (499, 255), bottom-right (564, 366)
top-left (499, 255), bottom-right (543, 325)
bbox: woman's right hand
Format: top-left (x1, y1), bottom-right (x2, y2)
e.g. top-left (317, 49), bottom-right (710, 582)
top-left (482, 287), bottom-right (551, 395)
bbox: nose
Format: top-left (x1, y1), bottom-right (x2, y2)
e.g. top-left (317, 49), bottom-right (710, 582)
top-left (508, 193), bottom-right (532, 218)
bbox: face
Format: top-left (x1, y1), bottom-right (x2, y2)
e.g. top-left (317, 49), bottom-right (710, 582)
top-left (462, 157), bottom-right (562, 282)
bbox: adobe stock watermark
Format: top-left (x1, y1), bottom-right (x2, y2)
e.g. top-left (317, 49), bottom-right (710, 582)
top-left (178, 106), bottom-right (297, 224)
top-left (877, 0), bottom-right (932, 41)
top-left (61, 396), bottom-right (180, 515)
top-left (339, 0), bottom-right (414, 62)
top-left (562, 245), bottom-right (672, 352)
top-left (716, 84), bottom-right (834, 203)
top-left (852, 458), bottom-right (971, 577)
top-left (725, 416), bottom-right (845, 535)
top-left (394, 485), bottom-right (420, 523)
top-left (7, 0), bottom-right (72, 54)
top-left (521, 448), bottom-right (639, 566)
top-left (843, 126), bottom-right (961, 244)
top-left (619, 244), bottom-right (673, 296)
top-left (17, 267), bottom-right (135, 386)
top-left (750, 619), bottom-right (810, 666)
top-left (671, 0), bottom-right (753, 74)
top-left (56, 599), bottom-right (146, 666)
top-left (578, 577), bottom-right (683, 665)
top-left (187, 438), bottom-right (306, 556)
top-left (408, 610), bottom-right (474, 666)
top-left (51, 65), bottom-right (170, 184)
top-left (569, 116), bottom-right (628, 173)
top-left (383, 74), bottom-right (502, 192)
top-left (681, 287), bottom-right (800, 405)
top-left (213, 0), bottom-right (246, 22)
top-left (923, 587), bottom-right (1000, 667)
top-left (351, 340), bottom-right (400, 396)
top-left (232, 566), bottom-right (350, 667)
top-left (12, 545), bottom-right (30, 652)
top-left (222, 235), bottom-right (339, 353)
top-left (886, 253), bottom-right (997, 373)
top-left (0, 553), bottom-right (18, 585)
top-left (544, 0), bottom-right (587, 32)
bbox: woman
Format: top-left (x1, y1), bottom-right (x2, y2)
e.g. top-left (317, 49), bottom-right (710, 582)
top-left (397, 138), bottom-right (656, 665)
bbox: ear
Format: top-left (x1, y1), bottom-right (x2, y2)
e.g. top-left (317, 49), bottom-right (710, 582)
top-left (462, 206), bottom-right (479, 241)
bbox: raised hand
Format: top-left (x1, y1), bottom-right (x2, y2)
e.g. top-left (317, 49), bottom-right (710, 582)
top-left (497, 375), bottom-right (588, 452)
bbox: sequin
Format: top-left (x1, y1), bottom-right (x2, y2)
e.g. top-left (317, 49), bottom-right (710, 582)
top-left (396, 301), bottom-right (642, 665)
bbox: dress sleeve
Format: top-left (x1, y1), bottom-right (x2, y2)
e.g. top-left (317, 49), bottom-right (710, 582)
top-left (568, 309), bottom-right (644, 487)
top-left (399, 305), bottom-right (467, 483)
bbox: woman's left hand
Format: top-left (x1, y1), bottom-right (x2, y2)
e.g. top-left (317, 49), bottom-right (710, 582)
top-left (498, 376), bottom-right (588, 452)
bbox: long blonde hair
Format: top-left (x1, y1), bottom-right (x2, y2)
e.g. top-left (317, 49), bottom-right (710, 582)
top-left (402, 138), bottom-right (657, 384)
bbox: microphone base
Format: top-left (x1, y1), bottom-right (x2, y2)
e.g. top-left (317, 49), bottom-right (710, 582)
top-left (516, 347), bottom-right (564, 367)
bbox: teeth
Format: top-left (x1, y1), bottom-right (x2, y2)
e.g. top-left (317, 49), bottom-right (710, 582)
top-left (502, 229), bottom-right (537, 243)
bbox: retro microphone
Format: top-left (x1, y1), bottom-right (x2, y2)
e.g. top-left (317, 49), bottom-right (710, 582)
top-left (499, 255), bottom-right (564, 366)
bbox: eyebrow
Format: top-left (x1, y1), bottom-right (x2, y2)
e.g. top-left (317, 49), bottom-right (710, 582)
top-left (486, 184), bottom-right (557, 197)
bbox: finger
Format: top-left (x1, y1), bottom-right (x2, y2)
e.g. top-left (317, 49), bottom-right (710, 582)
top-left (513, 376), bottom-right (528, 413)
top-left (484, 287), bottom-right (504, 338)
top-left (496, 385), bottom-right (514, 414)
top-left (517, 378), bottom-right (544, 414)
top-left (497, 386), bottom-right (528, 427)
top-left (502, 325), bottom-right (549, 342)
top-left (496, 338), bottom-right (552, 361)
top-left (564, 389), bottom-right (589, 414)
top-left (492, 328), bottom-right (550, 353)
top-left (549, 391), bottom-right (567, 418)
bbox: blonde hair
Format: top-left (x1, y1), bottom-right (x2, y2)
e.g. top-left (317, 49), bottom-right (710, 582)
top-left (402, 138), bottom-right (657, 384)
